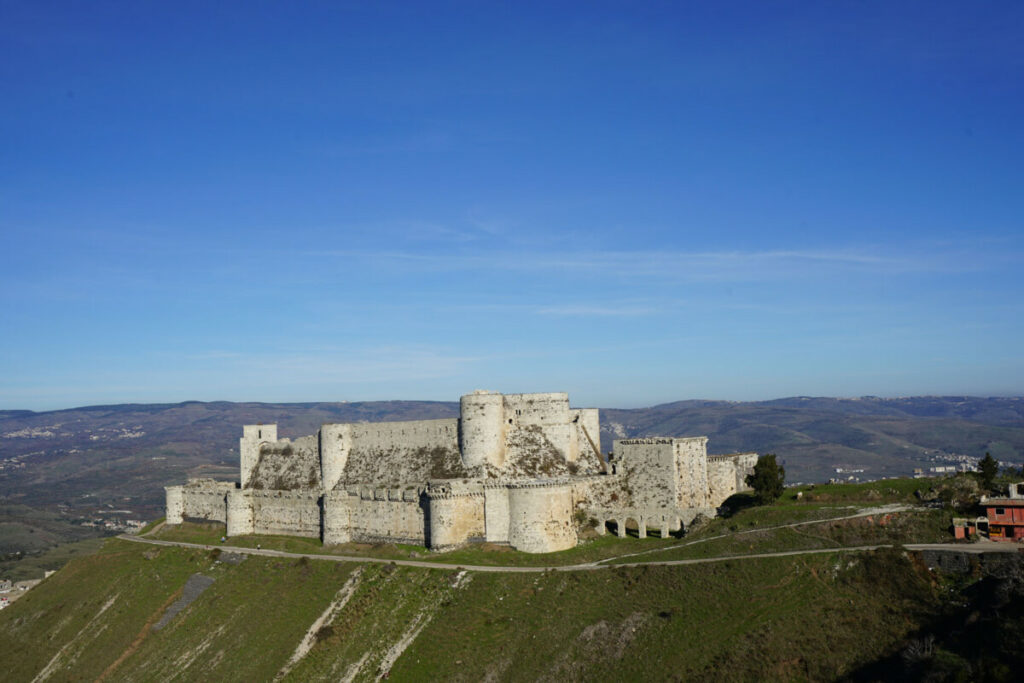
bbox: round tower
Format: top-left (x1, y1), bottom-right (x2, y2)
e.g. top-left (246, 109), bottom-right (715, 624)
top-left (165, 486), bottom-right (184, 525)
top-left (319, 423), bottom-right (352, 491)
top-left (459, 391), bottom-right (506, 468)
top-left (507, 484), bottom-right (576, 553)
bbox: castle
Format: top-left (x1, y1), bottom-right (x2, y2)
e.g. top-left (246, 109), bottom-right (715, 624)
top-left (165, 391), bottom-right (758, 553)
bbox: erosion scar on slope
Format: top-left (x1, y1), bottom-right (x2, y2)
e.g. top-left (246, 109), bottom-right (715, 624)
top-left (374, 610), bottom-right (432, 682)
top-left (373, 572), bottom-right (473, 681)
top-left (275, 567), bottom-right (365, 681)
top-left (95, 585), bottom-right (187, 683)
top-left (31, 593), bottom-right (120, 683)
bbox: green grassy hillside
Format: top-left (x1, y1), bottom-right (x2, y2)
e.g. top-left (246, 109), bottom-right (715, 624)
top-left (2, 538), bottom-right (944, 682)
top-left (4, 478), bottom-right (1021, 681)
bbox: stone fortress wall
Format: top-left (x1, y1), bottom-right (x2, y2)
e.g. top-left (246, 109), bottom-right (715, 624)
top-left (166, 391), bottom-right (759, 553)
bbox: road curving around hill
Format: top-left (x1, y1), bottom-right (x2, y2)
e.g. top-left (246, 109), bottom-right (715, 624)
top-left (118, 533), bottom-right (1020, 574)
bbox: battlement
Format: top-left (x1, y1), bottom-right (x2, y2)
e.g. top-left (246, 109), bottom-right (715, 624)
top-left (167, 390), bottom-right (759, 553)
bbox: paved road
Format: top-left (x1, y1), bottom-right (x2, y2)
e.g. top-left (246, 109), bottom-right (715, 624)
top-left (118, 534), bottom-right (1020, 574)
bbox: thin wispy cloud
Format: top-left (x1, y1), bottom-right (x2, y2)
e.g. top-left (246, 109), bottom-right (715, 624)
top-left (534, 304), bottom-right (659, 317)
top-left (305, 243), bottom-right (1001, 282)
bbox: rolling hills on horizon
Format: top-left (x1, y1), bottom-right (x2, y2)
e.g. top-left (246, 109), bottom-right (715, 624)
top-left (1, 394), bottom-right (1022, 578)
top-left (1, 394), bottom-right (1021, 519)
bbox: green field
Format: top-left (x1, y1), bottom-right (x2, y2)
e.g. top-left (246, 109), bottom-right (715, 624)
top-left (0, 536), bottom-right (108, 581)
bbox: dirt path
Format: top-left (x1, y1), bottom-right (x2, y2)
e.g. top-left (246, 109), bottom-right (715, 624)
top-left (141, 520), bottom-right (166, 537)
top-left (96, 586), bottom-right (185, 682)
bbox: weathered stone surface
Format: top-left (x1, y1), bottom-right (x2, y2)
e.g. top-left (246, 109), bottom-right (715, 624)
top-left (507, 484), bottom-right (576, 553)
top-left (165, 485), bottom-right (184, 524)
top-left (322, 490), bottom-right (427, 546)
top-left (427, 485), bottom-right (485, 549)
top-left (248, 435), bottom-right (320, 491)
top-left (169, 479), bottom-right (232, 523)
top-left (169, 390), bottom-right (759, 553)
top-left (707, 453), bottom-right (758, 506)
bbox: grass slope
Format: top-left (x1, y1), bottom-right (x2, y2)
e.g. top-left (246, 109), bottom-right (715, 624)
top-left (1, 541), bottom-right (197, 682)
top-left (113, 552), bottom-right (356, 681)
top-left (0, 538), bottom-right (943, 682)
top-left (2, 478), bottom-right (1008, 681)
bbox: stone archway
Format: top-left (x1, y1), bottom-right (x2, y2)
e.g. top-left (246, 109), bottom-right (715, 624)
top-left (623, 516), bottom-right (643, 538)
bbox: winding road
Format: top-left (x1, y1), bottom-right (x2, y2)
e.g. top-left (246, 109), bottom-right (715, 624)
top-left (119, 526), bottom-right (1020, 574)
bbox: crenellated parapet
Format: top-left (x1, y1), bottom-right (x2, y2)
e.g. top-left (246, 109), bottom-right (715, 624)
top-left (165, 389), bottom-right (760, 554)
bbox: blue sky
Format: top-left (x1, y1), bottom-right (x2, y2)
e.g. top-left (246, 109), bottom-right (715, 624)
top-left (2, 1), bottom-right (1022, 410)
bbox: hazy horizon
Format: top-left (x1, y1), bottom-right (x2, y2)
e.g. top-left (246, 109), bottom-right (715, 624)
top-left (7, 391), bottom-right (1024, 415)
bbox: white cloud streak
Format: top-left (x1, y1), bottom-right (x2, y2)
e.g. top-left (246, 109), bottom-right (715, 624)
top-left (302, 244), bottom-right (1002, 282)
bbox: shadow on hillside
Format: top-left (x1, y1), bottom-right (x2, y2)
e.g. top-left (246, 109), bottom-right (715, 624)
top-left (718, 492), bottom-right (757, 518)
top-left (842, 553), bottom-right (1024, 682)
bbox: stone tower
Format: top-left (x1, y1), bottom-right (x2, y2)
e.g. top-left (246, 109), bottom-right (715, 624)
top-left (459, 390), bottom-right (506, 468)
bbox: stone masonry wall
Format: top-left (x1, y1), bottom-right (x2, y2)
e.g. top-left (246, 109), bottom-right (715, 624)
top-left (483, 486), bottom-right (510, 543)
top-left (247, 435), bottom-right (321, 491)
top-left (706, 457), bottom-right (739, 507)
top-left (613, 439), bottom-right (677, 510)
top-left (335, 488), bottom-right (426, 545)
top-left (507, 484), bottom-right (576, 553)
top-left (321, 491), bottom-right (350, 545)
top-left (226, 488), bottom-right (254, 536)
top-left (706, 453), bottom-right (759, 507)
top-left (427, 483), bottom-right (486, 549)
top-left (732, 453), bottom-right (759, 493)
top-left (240, 424), bottom-right (277, 488)
top-left (165, 486), bottom-right (184, 524)
top-left (248, 490), bottom-right (321, 538)
top-left (319, 423), bottom-right (352, 491)
top-left (674, 437), bottom-right (710, 508)
top-left (460, 391), bottom-right (506, 468)
top-left (504, 392), bottom-right (574, 461)
top-left (178, 479), bottom-right (232, 523)
top-left (573, 408), bottom-right (602, 462)
top-left (338, 419), bottom-right (463, 487)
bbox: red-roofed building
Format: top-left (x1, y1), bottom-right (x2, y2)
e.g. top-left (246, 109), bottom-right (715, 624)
top-left (982, 482), bottom-right (1024, 542)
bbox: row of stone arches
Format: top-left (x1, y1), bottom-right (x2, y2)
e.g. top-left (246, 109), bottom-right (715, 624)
top-left (592, 512), bottom-right (682, 539)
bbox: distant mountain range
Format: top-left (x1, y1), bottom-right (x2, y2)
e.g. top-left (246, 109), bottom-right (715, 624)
top-left (1, 396), bottom-right (1022, 524)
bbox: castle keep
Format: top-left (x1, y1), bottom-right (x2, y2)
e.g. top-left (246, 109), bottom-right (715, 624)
top-left (165, 391), bottom-right (757, 553)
